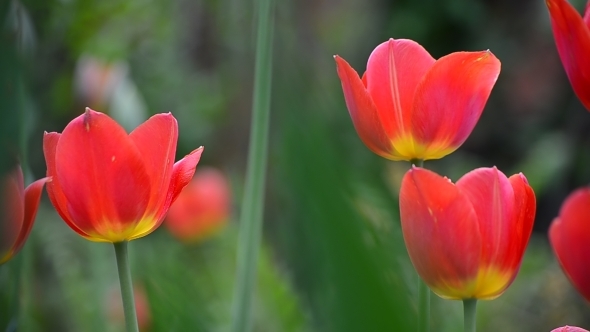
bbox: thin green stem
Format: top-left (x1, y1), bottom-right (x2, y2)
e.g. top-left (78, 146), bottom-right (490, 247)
top-left (415, 157), bottom-right (427, 332)
top-left (113, 242), bottom-right (138, 332)
top-left (229, 0), bottom-right (275, 330)
top-left (409, 158), bottom-right (428, 332)
top-left (409, 158), bottom-right (424, 168)
top-left (463, 299), bottom-right (477, 332)
top-left (417, 280), bottom-right (430, 332)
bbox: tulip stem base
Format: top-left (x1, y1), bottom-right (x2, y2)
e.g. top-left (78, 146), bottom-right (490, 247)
top-left (463, 299), bottom-right (477, 332)
top-left (418, 279), bottom-right (430, 332)
top-left (410, 158), bottom-right (424, 168)
top-left (113, 241), bottom-right (139, 332)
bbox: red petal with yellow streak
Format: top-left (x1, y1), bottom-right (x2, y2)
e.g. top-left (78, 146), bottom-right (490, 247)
top-left (365, 39), bottom-right (435, 140)
top-left (334, 55), bottom-right (391, 158)
top-left (54, 109), bottom-right (151, 239)
top-left (412, 51), bottom-right (500, 155)
top-left (547, 0), bottom-right (590, 111)
top-left (550, 188), bottom-right (590, 301)
top-left (399, 167), bottom-right (481, 296)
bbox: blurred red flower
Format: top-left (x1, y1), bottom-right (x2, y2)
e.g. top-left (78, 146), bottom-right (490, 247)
top-left (546, 0), bottom-right (590, 111)
top-left (107, 283), bottom-right (151, 331)
top-left (165, 167), bottom-right (230, 242)
top-left (334, 38), bottom-right (501, 161)
top-left (399, 167), bottom-right (535, 299)
top-left (0, 165), bottom-right (48, 264)
top-left (43, 108), bottom-right (203, 243)
top-left (550, 188), bottom-right (590, 301)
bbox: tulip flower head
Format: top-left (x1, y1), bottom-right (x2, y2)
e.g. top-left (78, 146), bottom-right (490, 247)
top-left (546, 0), bottom-right (590, 111)
top-left (335, 38), bottom-right (501, 161)
top-left (43, 108), bottom-right (203, 243)
top-left (550, 188), bottom-right (590, 301)
top-left (551, 327), bottom-right (590, 332)
top-left (0, 165), bottom-right (48, 264)
top-left (165, 167), bottom-right (230, 242)
top-left (399, 167), bottom-right (535, 300)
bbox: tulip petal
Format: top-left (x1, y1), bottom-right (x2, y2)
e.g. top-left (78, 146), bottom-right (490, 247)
top-left (43, 132), bottom-right (94, 239)
top-left (506, 173), bottom-right (536, 270)
top-left (400, 167), bottom-right (481, 299)
top-left (411, 51), bottom-right (500, 159)
top-left (335, 56), bottom-right (392, 158)
top-left (365, 39), bottom-right (435, 141)
top-left (547, 0), bottom-right (590, 111)
top-left (456, 167), bottom-right (515, 298)
top-left (132, 146), bottom-right (203, 240)
top-left (11, 177), bottom-right (49, 256)
top-left (162, 146), bottom-right (203, 218)
top-left (550, 188), bottom-right (590, 301)
top-left (129, 113), bottom-right (178, 216)
top-left (55, 109), bottom-right (151, 241)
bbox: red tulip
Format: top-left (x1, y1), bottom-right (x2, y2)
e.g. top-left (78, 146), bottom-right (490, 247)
top-left (165, 167), bottom-right (230, 242)
top-left (399, 167), bottom-right (535, 299)
top-left (0, 165), bottom-right (48, 264)
top-left (334, 38), bottom-right (501, 161)
top-left (550, 188), bottom-right (590, 301)
top-left (43, 108), bottom-right (203, 243)
top-left (552, 327), bottom-right (590, 332)
top-left (546, 0), bottom-right (590, 111)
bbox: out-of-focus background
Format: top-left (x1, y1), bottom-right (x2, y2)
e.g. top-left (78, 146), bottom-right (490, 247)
top-left (1, 0), bottom-right (589, 331)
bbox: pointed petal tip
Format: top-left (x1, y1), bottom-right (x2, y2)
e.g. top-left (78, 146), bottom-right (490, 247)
top-left (517, 172), bottom-right (529, 184)
top-left (334, 55), bottom-right (348, 67)
top-left (84, 107), bottom-right (97, 114)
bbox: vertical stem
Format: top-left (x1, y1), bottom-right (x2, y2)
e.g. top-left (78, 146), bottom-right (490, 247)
top-left (417, 280), bottom-right (430, 332)
top-left (113, 242), bottom-right (139, 332)
top-left (409, 158), bottom-right (429, 332)
top-left (463, 299), bottom-right (477, 332)
top-left (230, 0), bottom-right (275, 330)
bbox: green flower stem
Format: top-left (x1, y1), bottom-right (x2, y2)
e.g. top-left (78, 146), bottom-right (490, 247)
top-left (408, 158), bottom-right (429, 332)
top-left (229, 0), bottom-right (275, 330)
top-left (409, 159), bottom-right (424, 168)
top-left (463, 299), bottom-right (477, 332)
top-left (418, 279), bottom-right (430, 332)
top-left (113, 241), bottom-right (138, 332)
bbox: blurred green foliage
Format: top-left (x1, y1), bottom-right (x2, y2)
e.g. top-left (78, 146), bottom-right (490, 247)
top-left (2, 0), bottom-right (590, 331)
